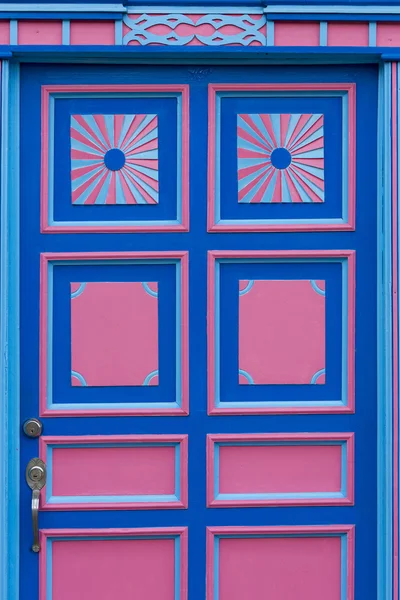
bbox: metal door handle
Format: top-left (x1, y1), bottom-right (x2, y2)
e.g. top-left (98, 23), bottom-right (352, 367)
top-left (25, 458), bottom-right (46, 553)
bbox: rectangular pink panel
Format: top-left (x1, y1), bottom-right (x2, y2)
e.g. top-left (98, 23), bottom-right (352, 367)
top-left (239, 279), bottom-right (325, 385)
top-left (207, 526), bottom-right (354, 600)
top-left (18, 20), bottom-right (62, 45)
top-left (0, 21), bottom-right (10, 44)
top-left (274, 22), bottom-right (320, 46)
top-left (40, 435), bottom-right (188, 510)
top-left (328, 23), bottom-right (369, 47)
top-left (71, 282), bottom-right (158, 387)
top-left (70, 21), bottom-right (115, 45)
top-left (207, 433), bottom-right (354, 507)
top-left (40, 528), bottom-right (188, 600)
top-left (377, 23), bottom-right (400, 47)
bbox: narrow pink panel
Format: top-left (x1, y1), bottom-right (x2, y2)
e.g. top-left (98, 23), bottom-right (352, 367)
top-left (219, 444), bottom-right (341, 493)
top-left (52, 446), bottom-right (175, 496)
top-left (18, 20), bottom-right (62, 45)
top-left (377, 23), bottom-right (400, 47)
top-left (0, 21), bottom-right (10, 44)
top-left (70, 21), bottom-right (115, 45)
top-left (239, 279), bottom-right (325, 385)
top-left (218, 536), bottom-right (341, 600)
top-left (328, 23), bottom-right (369, 47)
top-left (52, 538), bottom-right (175, 600)
top-left (274, 22), bottom-right (320, 46)
top-left (71, 281), bottom-right (158, 387)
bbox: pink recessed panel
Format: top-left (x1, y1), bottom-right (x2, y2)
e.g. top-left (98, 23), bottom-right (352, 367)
top-left (70, 20), bottom-right (115, 45)
top-left (71, 281), bottom-right (158, 387)
top-left (377, 23), bottom-right (400, 47)
top-left (218, 536), bottom-right (341, 600)
top-left (274, 22), bottom-right (320, 46)
top-left (52, 538), bottom-right (175, 600)
top-left (18, 20), bottom-right (63, 45)
top-left (327, 23), bottom-right (369, 47)
top-left (220, 444), bottom-right (340, 493)
top-left (238, 279), bottom-right (326, 385)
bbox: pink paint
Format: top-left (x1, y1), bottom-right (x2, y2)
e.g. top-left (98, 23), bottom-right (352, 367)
top-left (206, 526), bottom-right (354, 600)
top-left (71, 282), bottom-right (158, 387)
top-left (377, 23), bottom-right (400, 47)
top-left (40, 528), bottom-right (188, 600)
top-left (327, 22), bottom-right (369, 46)
top-left (274, 22), bottom-right (320, 46)
top-left (392, 62), bottom-right (399, 600)
top-left (40, 85), bottom-right (189, 233)
top-left (239, 279), bottom-right (325, 384)
top-left (18, 20), bottom-right (62, 45)
top-left (207, 433), bottom-right (354, 507)
top-left (39, 252), bottom-right (189, 417)
top-left (208, 83), bottom-right (356, 232)
top-left (207, 250), bottom-right (355, 415)
top-left (40, 435), bottom-right (187, 510)
top-left (0, 21), bottom-right (10, 44)
top-left (70, 21), bottom-right (115, 45)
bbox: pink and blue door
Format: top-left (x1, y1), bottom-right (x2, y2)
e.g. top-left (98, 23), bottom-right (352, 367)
top-left (19, 63), bottom-right (377, 599)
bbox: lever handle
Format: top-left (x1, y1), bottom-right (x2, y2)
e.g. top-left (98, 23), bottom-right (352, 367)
top-left (25, 458), bottom-right (46, 553)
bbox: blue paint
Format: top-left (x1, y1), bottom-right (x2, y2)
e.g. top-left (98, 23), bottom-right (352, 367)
top-left (103, 147), bottom-right (125, 171)
top-left (270, 147), bottom-right (291, 169)
top-left (70, 370), bottom-right (87, 386)
top-left (369, 22), bottom-right (377, 46)
top-left (70, 282), bottom-right (86, 298)
top-left (12, 62), bottom-right (379, 600)
top-left (310, 368), bottom-right (326, 384)
top-left (61, 20), bottom-right (70, 46)
top-left (319, 21), bottom-right (328, 46)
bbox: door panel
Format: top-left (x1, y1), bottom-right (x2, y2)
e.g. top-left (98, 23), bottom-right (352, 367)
top-left (19, 63), bottom-right (378, 600)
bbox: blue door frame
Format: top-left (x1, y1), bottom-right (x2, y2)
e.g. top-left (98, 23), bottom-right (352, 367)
top-left (0, 50), bottom-right (397, 600)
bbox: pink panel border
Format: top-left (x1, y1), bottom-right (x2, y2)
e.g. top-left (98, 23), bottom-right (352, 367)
top-left (39, 251), bottom-right (189, 417)
top-left (39, 434), bottom-right (188, 510)
top-left (40, 84), bottom-right (189, 233)
top-left (206, 433), bottom-right (354, 507)
top-left (39, 527), bottom-right (188, 600)
top-left (207, 82), bottom-right (356, 233)
top-left (206, 525), bottom-right (355, 600)
top-left (207, 249), bottom-right (355, 415)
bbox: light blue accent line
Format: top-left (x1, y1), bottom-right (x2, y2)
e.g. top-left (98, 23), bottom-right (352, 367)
top-left (142, 282), bottom-right (158, 297)
top-left (340, 534), bottom-right (347, 600)
top-left (71, 371), bottom-right (87, 386)
top-left (377, 61), bottom-right (394, 600)
top-left (115, 19), bottom-right (123, 45)
top-left (342, 91), bottom-right (349, 222)
top-left (174, 443), bottom-right (181, 501)
top-left (143, 369), bottom-right (159, 385)
top-left (70, 282), bottom-right (86, 298)
top-left (47, 539), bottom-right (52, 600)
top-left (62, 20), bottom-right (70, 45)
top-left (47, 263), bottom-right (54, 406)
top-left (341, 260), bottom-right (349, 406)
top-left (310, 368), bottom-right (325, 384)
top-left (319, 21), bottom-right (328, 46)
top-left (310, 279), bottom-right (325, 295)
top-left (0, 61), bottom-right (20, 600)
top-left (369, 22), bottom-right (377, 47)
top-left (174, 535), bottom-right (180, 600)
top-left (215, 261), bottom-right (221, 404)
top-left (218, 491), bottom-right (345, 500)
top-left (214, 537), bottom-right (220, 600)
top-left (239, 280), bottom-right (254, 295)
top-left (266, 20), bottom-right (274, 46)
top-left (341, 440), bottom-right (347, 497)
top-left (9, 20), bottom-right (17, 45)
top-left (238, 369), bottom-right (254, 384)
top-left (214, 443), bottom-right (220, 498)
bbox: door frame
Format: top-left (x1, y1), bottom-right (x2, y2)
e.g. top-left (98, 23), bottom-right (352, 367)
top-left (0, 51), bottom-right (397, 600)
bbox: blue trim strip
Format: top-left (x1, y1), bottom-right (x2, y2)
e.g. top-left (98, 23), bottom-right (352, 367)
top-left (62, 20), bottom-right (70, 45)
top-left (9, 20), bottom-right (18, 45)
top-left (369, 22), bottom-right (377, 47)
top-left (377, 61), bottom-right (394, 600)
top-left (0, 61), bottom-right (20, 600)
top-left (319, 21), bottom-right (327, 46)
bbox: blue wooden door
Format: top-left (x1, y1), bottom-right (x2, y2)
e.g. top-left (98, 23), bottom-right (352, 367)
top-left (19, 63), bottom-right (377, 600)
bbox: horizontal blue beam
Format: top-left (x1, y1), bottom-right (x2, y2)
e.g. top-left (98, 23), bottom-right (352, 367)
top-left (0, 12), bottom-right (124, 19)
top-left (267, 13), bottom-right (400, 21)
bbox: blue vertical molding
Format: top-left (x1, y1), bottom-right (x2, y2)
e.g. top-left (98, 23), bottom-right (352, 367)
top-left (9, 20), bottom-right (18, 45)
top-left (62, 20), bottom-right (70, 46)
top-left (396, 61), bottom-right (400, 600)
top-left (115, 19), bottom-right (123, 45)
top-left (319, 21), bottom-right (328, 46)
top-left (369, 22), bottom-right (377, 47)
top-left (0, 61), bottom-right (20, 600)
top-left (377, 60), bottom-right (394, 600)
top-left (266, 21), bottom-right (274, 46)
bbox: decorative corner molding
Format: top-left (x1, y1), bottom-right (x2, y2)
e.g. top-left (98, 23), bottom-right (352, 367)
top-left (122, 13), bottom-right (267, 46)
